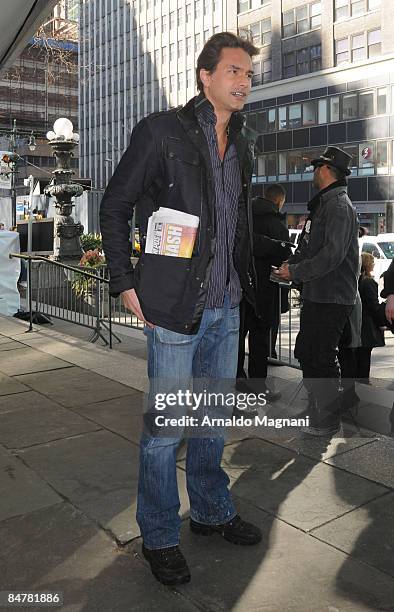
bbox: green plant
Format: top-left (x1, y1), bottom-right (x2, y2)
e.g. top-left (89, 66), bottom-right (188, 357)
top-left (71, 249), bottom-right (105, 297)
top-left (80, 233), bottom-right (102, 252)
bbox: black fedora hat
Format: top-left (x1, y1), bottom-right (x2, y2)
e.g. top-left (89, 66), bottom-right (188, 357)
top-left (311, 146), bottom-right (352, 176)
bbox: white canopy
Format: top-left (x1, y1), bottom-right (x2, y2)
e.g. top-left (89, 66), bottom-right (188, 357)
top-left (0, 0), bottom-right (58, 77)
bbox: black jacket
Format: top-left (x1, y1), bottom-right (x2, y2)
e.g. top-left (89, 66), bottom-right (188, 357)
top-left (251, 198), bottom-right (291, 321)
top-left (359, 276), bottom-right (385, 348)
top-left (381, 259), bottom-right (394, 298)
top-left (99, 95), bottom-right (255, 334)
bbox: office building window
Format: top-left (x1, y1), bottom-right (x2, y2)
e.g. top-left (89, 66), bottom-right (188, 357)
top-left (242, 18), bottom-right (271, 46)
top-left (377, 141), bottom-right (388, 174)
top-left (195, 33), bottom-right (201, 52)
top-left (178, 40), bottom-right (183, 59)
top-left (177, 7), bottom-right (183, 26)
top-left (335, 38), bottom-right (349, 64)
top-left (330, 96), bottom-right (340, 122)
top-left (279, 107), bottom-right (287, 130)
top-left (336, 29), bottom-right (381, 64)
top-left (154, 18), bottom-right (159, 36)
top-left (195, 0), bottom-right (201, 19)
top-left (335, 0), bottom-right (380, 19)
top-left (238, 0), bottom-right (250, 12)
top-left (177, 73), bottom-right (182, 90)
top-left (282, 2), bottom-right (321, 37)
top-left (186, 4), bottom-right (192, 23)
top-left (288, 151), bottom-right (303, 179)
top-left (318, 99), bottom-right (327, 124)
top-left (203, 0), bottom-right (209, 16)
top-left (263, 58), bottom-right (272, 83)
top-left (283, 45), bottom-right (321, 77)
top-left (377, 87), bottom-right (387, 114)
top-left (342, 93), bottom-right (358, 120)
top-left (169, 43), bottom-right (175, 62)
top-left (289, 104), bottom-right (302, 128)
top-left (161, 47), bottom-right (167, 64)
top-left (169, 11), bottom-right (175, 30)
top-left (186, 69), bottom-right (192, 89)
top-left (268, 108), bottom-right (277, 132)
top-left (161, 15), bottom-right (167, 34)
top-left (303, 101), bottom-right (316, 125)
top-left (352, 33), bottom-right (366, 61)
top-left (186, 37), bottom-right (192, 56)
top-left (297, 48), bottom-right (310, 74)
top-left (204, 29), bottom-right (210, 42)
top-left (368, 29), bottom-right (381, 56)
top-left (252, 61), bottom-right (261, 87)
top-left (359, 90), bottom-right (374, 117)
top-left (283, 52), bottom-right (296, 78)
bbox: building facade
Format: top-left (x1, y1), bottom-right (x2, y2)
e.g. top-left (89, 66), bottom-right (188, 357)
top-left (229, 0), bottom-right (394, 232)
top-left (79, 0), bottom-right (394, 232)
top-left (0, 4), bottom-right (79, 188)
top-left (79, 0), bottom-right (228, 189)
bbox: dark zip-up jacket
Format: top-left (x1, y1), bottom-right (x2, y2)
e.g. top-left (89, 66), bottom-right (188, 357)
top-left (288, 183), bottom-right (359, 305)
top-left (99, 95), bottom-right (256, 334)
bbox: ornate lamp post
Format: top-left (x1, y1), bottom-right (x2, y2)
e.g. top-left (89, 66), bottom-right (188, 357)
top-left (46, 118), bottom-right (83, 260)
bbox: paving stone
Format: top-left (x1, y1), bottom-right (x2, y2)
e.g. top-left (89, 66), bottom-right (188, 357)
top-left (15, 366), bottom-right (135, 407)
top-left (20, 430), bottom-right (190, 543)
top-left (262, 421), bottom-right (379, 462)
top-left (312, 491), bottom-right (394, 579)
top-left (132, 499), bottom-right (394, 612)
top-left (0, 373), bottom-right (29, 396)
top-left (71, 393), bottom-right (144, 443)
top-left (326, 439), bottom-right (394, 489)
top-left (0, 391), bottom-right (101, 448)
top-left (0, 446), bottom-right (61, 522)
top-left (217, 439), bottom-right (388, 531)
top-left (0, 340), bottom-right (25, 352)
top-left (0, 503), bottom-right (198, 612)
top-left (0, 347), bottom-right (73, 376)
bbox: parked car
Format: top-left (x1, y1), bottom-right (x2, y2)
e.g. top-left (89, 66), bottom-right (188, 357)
top-left (359, 234), bottom-right (394, 282)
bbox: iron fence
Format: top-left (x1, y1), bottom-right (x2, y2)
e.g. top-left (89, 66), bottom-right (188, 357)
top-left (10, 254), bottom-right (114, 347)
top-left (9, 254), bottom-right (301, 366)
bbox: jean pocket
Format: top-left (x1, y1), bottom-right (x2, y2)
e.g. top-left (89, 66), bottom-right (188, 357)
top-left (154, 325), bottom-right (197, 345)
top-left (227, 307), bottom-right (240, 333)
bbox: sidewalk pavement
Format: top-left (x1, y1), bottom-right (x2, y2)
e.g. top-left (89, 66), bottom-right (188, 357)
top-left (0, 314), bottom-right (394, 611)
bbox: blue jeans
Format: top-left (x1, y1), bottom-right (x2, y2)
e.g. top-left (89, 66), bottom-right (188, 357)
top-left (136, 294), bottom-right (240, 549)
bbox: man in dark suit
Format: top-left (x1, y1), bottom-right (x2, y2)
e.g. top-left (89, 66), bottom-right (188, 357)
top-left (237, 184), bottom-right (291, 400)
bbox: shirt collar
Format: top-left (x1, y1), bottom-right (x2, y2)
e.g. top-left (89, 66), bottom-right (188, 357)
top-left (194, 92), bottom-right (245, 133)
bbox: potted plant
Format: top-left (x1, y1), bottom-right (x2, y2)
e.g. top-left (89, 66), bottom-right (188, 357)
top-left (71, 249), bottom-right (108, 316)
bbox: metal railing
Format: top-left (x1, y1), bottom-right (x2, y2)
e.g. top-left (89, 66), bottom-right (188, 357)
top-left (9, 254), bottom-right (301, 364)
top-left (10, 254), bottom-right (114, 348)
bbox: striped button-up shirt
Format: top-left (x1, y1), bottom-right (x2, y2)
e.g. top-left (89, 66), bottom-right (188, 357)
top-left (196, 98), bottom-right (242, 308)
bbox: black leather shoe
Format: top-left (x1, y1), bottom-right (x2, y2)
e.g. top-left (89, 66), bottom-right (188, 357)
top-left (190, 515), bottom-right (262, 545)
top-left (142, 544), bottom-right (191, 585)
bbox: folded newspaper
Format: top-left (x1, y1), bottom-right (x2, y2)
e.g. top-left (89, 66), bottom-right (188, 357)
top-left (145, 207), bottom-right (199, 258)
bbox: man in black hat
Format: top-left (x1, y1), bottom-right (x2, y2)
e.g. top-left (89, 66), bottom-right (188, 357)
top-left (273, 146), bottom-right (359, 436)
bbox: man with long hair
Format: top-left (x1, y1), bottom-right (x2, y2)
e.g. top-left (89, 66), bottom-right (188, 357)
top-left (100, 33), bottom-right (262, 585)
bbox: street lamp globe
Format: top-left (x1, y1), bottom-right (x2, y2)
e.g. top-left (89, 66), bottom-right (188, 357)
top-left (53, 117), bottom-right (74, 140)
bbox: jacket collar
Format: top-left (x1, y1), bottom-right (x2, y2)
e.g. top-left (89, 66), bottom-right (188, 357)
top-left (177, 94), bottom-right (252, 179)
top-left (179, 93), bottom-right (246, 134)
top-left (308, 179), bottom-right (347, 212)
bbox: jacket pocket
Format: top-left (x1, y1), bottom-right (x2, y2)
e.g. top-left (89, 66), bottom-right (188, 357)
top-left (135, 252), bottom-right (192, 316)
